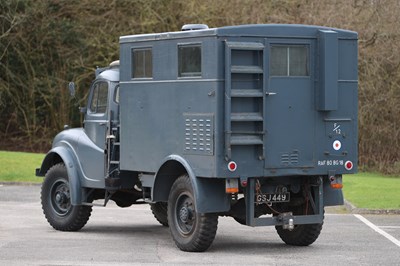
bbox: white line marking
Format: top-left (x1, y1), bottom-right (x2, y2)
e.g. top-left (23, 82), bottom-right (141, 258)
top-left (380, 226), bottom-right (400, 229)
top-left (354, 214), bottom-right (400, 248)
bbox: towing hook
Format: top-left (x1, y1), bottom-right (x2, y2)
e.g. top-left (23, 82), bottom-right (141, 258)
top-left (278, 212), bottom-right (295, 231)
top-left (284, 218), bottom-right (294, 231)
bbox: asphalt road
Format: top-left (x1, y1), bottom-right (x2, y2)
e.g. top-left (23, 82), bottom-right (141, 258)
top-left (0, 184), bottom-right (399, 265)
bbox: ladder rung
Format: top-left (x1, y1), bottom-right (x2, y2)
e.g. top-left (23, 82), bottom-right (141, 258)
top-left (231, 113), bottom-right (263, 122)
top-left (231, 89), bottom-right (263, 97)
top-left (231, 65), bottom-right (263, 74)
top-left (229, 131), bottom-right (264, 135)
top-left (231, 135), bottom-right (263, 145)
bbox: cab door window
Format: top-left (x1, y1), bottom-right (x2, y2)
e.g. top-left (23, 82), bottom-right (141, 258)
top-left (114, 85), bottom-right (120, 104)
top-left (89, 82), bottom-right (108, 113)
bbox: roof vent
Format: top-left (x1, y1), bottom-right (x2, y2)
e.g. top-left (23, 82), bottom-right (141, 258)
top-left (181, 24), bottom-right (209, 31)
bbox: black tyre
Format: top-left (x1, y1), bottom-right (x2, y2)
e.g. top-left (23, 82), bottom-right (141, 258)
top-left (275, 220), bottom-right (323, 246)
top-left (150, 202), bottom-right (169, 227)
top-left (41, 163), bottom-right (92, 231)
top-left (168, 174), bottom-right (218, 252)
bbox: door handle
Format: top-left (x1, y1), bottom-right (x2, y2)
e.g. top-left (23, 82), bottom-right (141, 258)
top-left (99, 122), bottom-right (107, 126)
top-left (266, 92), bottom-right (277, 96)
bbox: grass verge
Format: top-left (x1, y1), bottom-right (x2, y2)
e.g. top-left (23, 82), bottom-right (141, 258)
top-left (343, 172), bottom-right (400, 210)
top-left (0, 151), bottom-right (45, 183)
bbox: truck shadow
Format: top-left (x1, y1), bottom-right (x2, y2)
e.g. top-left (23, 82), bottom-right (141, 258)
top-left (211, 237), bottom-right (314, 253)
top-left (81, 223), bottom-right (170, 237)
top-left (80, 223), bottom-right (320, 254)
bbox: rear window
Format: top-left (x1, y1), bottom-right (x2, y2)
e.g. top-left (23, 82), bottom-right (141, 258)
top-left (270, 45), bottom-right (309, 77)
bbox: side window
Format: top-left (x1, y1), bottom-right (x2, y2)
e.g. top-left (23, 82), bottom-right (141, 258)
top-left (89, 82), bottom-right (108, 114)
top-left (178, 44), bottom-right (201, 77)
top-left (114, 85), bottom-right (119, 104)
top-left (270, 45), bottom-right (309, 76)
top-left (132, 48), bottom-right (152, 78)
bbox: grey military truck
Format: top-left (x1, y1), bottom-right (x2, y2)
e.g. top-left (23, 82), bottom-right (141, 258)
top-left (36, 24), bottom-right (358, 252)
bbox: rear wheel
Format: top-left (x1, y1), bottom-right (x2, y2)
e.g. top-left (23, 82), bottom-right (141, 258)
top-left (168, 174), bottom-right (218, 252)
top-left (275, 222), bottom-right (323, 246)
top-left (41, 163), bottom-right (92, 231)
top-left (275, 204), bottom-right (324, 246)
top-left (150, 202), bottom-right (169, 227)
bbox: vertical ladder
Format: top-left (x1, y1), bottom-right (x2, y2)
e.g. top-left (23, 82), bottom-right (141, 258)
top-left (225, 41), bottom-right (265, 160)
top-left (105, 110), bottom-right (121, 190)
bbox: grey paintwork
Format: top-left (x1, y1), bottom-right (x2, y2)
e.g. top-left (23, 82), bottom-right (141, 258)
top-left (38, 24), bottom-right (358, 221)
top-left (119, 24), bottom-right (357, 177)
top-left (38, 67), bottom-right (120, 190)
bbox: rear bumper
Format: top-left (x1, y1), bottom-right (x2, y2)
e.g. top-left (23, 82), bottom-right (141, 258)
top-left (244, 177), bottom-right (324, 227)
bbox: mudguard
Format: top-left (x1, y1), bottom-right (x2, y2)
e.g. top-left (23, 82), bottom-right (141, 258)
top-left (38, 145), bottom-right (82, 205)
top-left (152, 155), bottom-right (230, 213)
top-left (323, 175), bottom-right (344, 206)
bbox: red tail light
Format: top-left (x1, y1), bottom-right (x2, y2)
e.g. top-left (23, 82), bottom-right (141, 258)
top-left (345, 161), bottom-right (353, 171)
top-left (228, 161), bottom-right (237, 172)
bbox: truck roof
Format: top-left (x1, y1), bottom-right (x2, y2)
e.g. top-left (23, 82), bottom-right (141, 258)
top-left (120, 24), bottom-right (358, 43)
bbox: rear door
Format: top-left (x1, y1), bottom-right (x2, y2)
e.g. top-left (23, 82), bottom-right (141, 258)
top-left (264, 39), bottom-right (315, 169)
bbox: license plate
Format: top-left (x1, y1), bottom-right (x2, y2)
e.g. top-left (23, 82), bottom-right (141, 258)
top-left (256, 192), bottom-right (290, 204)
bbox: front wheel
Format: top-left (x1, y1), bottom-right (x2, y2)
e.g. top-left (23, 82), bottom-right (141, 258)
top-left (168, 174), bottom-right (218, 252)
top-left (41, 163), bottom-right (92, 231)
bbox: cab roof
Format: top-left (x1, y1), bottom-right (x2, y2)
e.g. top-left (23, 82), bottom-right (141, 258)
top-left (96, 66), bottom-right (119, 82)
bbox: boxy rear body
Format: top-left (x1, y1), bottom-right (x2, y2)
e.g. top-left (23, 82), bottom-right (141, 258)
top-left (37, 24), bottom-right (358, 251)
top-left (119, 24), bottom-right (357, 209)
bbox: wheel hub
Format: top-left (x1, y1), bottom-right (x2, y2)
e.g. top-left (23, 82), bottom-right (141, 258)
top-left (55, 191), bottom-right (68, 204)
top-left (175, 194), bottom-right (196, 235)
top-left (50, 180), bottom-right (71, 216)
top-left (179, 206), bottom-right (191, 223)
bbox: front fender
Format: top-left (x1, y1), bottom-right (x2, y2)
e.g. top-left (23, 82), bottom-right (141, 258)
top-left (152, 155), bottom-right (230, 213)
top-left (38, 145), bottom-right (82, 205)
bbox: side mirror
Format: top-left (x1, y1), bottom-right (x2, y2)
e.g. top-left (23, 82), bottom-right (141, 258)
top-left (68, 82), bottom-right (76, 97)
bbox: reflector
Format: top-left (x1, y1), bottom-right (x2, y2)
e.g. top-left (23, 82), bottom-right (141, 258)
top-left (225, 178), bottom-right (239, 194)
top-left (228, 161), bottom-right (237, 172)
top-left (330, 183), bottom-right (343, 189)
top-left (345, 161), bottom-right (353, 170)
top-left (226, 187), bottom-right (239, 193)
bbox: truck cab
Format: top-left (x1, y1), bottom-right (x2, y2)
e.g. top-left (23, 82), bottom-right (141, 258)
top-left (37, 24), bottom-right (358, 252)
top-left (79, 62), bottom-right (120, 187)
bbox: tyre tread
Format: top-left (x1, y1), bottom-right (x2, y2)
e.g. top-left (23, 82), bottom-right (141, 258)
top-left (41, 163), bottom-right (92, 231)
top-left (168, 175), bottom-right (218, 252)
top-left (150, 202), bottom-right (169, 227)
top-left (275, 222), bottom-right (323, 246)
